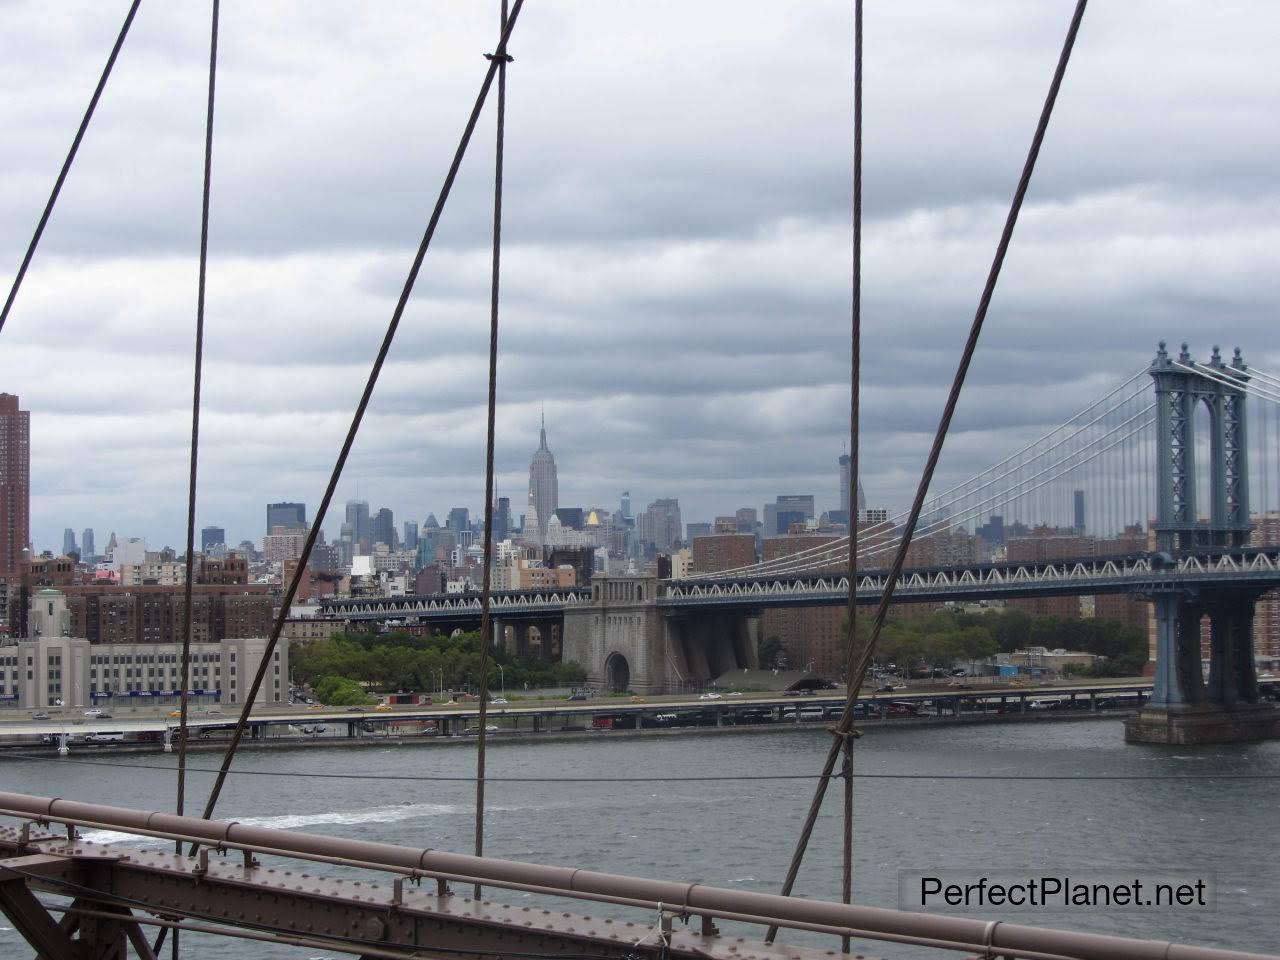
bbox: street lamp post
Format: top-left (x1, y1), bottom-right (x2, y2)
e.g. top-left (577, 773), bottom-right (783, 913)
top-left (497, 664), bottom-right (505, 697)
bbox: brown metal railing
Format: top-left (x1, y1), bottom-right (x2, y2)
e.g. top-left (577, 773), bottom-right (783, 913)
top-left (0, 791), bottom-right (1273, 960)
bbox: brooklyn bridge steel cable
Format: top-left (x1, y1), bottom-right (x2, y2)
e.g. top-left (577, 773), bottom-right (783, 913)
top-left (193, 0), bottom-right (529, 835)
top-left (0, 0), bottom-right (142, 336)
top-left (473, 0), bottom-right (514, 896)
top-left (840, 2), bottom-right (863, 948)
top-left (169, 4), bottom-right (220, 956)
top-left (767, 0), bottom-right (1090, 941)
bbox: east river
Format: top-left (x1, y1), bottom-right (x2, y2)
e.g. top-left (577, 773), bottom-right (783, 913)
top-left (1, 719), bottom-right (1277, 958)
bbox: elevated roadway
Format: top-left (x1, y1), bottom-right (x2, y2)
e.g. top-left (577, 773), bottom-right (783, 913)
top-left (0, 680), bottom-right (1172, 741)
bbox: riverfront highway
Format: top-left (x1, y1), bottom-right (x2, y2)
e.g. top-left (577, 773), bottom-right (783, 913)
top-left (0, 678), bottom-right (1178, 740)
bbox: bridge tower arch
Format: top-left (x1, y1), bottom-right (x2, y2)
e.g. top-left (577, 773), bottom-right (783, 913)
top-left (1151, 341), bottom-right (1251, 551)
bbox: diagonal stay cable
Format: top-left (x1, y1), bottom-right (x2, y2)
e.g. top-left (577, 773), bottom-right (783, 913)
top-left (473, 0), bottom-right (513, 898)
top-left (839, 0), bottom-right (863, 950)
top-left (194, 0), bottom-right (529, 834)
top-left (0, 0), bottom-right (143, 337)
top-left (766, 0), bottom-right (1088, 942)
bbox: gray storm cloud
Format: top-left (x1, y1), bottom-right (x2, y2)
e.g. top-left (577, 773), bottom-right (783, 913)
top-left (1, 0), bottom-right (1277, 549)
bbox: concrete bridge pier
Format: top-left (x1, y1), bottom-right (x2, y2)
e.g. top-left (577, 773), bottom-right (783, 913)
top-left (561, 575), bottom-right (761, 693)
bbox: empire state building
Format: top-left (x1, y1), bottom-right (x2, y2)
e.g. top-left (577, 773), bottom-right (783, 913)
top-left (528, 413), bottom-right (558, 537)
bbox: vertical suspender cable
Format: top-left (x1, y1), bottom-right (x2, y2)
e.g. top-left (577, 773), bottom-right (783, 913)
top-left (175, 0), bottom-right (219, 830)
top-left (473, 0), bottom-right (512, 896)
top-left (195, 0), bottom-right (528, 830)
top-left (167, 8), bottom-right (218, 956)
top-left (0, 0), bottom-right (143, 336)
top-left (839, 1), bottom-right (862, 951)
top-left (766, 2), bottom-right (1087, 942)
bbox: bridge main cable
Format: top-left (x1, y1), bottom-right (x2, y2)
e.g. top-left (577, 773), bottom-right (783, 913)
top-left (767, 0), bottom-right (1089, 942)
top-left (194, 0), bottom-right (530, 831)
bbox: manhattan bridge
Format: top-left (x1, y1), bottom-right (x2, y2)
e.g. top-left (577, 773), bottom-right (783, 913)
top-left (329, 341), bottom-right (1280, 745)
top-left (1, 2), bottom-right (1278, 960)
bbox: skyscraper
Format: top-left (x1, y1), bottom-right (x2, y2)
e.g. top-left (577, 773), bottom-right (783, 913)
top-left (62, 528), bottom-right (78, 556)
top-left (1073, 489), bottom-right (1086, 533)
top-left (267, 502), bottom-right (307, 534)
top-left (528, 413), bottom-right (558, 537)
top-left (403, 520), bottom-right (419, 551)
top-left (639, 498), bottom-right (681, 553)
top-left (838, 454), bottom-right (867, 516)
top-left (495, 497), bottom-right (511, 542)
top-left (202, 525), bottom-right (226, 551)
top-left (345, 500), bottom-right (370, 547)
top-left (373, 507), bottom-right (395, 547)
top-left (446, 507), bottom-right (470, 535)
top-left (0, 394), bottom-right (30, 577)
top-left (81, 528), bottom-right (96, 561)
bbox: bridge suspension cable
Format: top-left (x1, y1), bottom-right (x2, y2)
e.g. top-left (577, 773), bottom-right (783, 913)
top-left (707, 381), bottom-right (1155, 579)
top-left (170, 6), bottom-right (220, 959)
top-left (735, 412), bottom-right (1155, 581)
top-left (839, 0), bottom-right (864, 938)
top-left (195, 0), bottom-right (529, 833)
top-left (0, 0), bottom-right (143, 337)
top-left (472, 0), bottom-right (514, 895)
top-left (1175, 360), bottom-right (1280, 406)
top-left (767, 1), bottom-right (1089, 936)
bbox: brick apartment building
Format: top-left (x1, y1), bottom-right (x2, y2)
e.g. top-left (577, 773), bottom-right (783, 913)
top-left (690, 533), bottom-right (756, 575)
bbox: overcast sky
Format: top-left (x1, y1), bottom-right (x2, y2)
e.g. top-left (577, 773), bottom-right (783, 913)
top-left (1, 1), bottom-right (1278, 552)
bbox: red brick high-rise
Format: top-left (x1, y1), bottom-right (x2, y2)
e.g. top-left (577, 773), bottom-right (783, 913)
top-left (0, 394), bottom-right (30, 577)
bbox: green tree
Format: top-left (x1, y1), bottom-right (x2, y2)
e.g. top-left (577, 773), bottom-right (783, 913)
top-left (757, 635), bottom-right (785, 669)
top-left (312, 676), bottom-right (375, 706)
